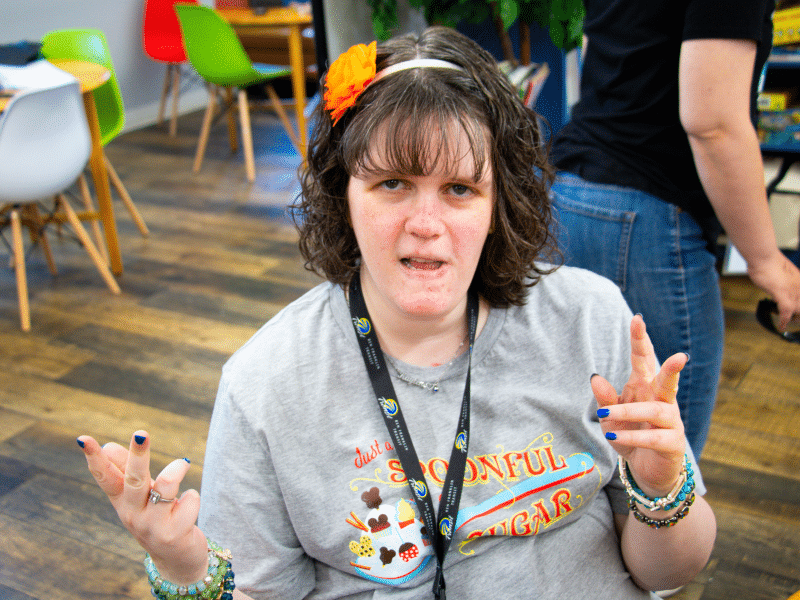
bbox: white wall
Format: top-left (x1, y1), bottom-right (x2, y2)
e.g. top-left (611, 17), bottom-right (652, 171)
top-left (0, 0), bottom-right (209, 132)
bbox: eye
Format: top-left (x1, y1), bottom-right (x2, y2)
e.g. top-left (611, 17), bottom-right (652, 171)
top-left (448, 183), bottom-right (473, 198)
top-left (380, 179), bottom-right (404, 191)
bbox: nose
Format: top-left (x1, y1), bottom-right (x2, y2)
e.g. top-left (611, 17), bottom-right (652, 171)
top-left (405, 189), bottom-right (446, 238)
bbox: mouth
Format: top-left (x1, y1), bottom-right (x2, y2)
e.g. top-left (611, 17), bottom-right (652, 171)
top-left (401, 258), bottom-right (444, 271)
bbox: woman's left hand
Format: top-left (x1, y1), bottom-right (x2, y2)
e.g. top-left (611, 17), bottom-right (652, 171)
top-left (591, 314), bottom-right (689, 497)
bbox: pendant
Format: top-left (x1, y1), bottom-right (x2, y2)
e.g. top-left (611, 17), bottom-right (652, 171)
top-left (432, 385), bottom-right (439, 393)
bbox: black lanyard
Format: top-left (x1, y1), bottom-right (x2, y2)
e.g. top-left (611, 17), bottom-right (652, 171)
top-left (348, 275), bottom-right (478, 600)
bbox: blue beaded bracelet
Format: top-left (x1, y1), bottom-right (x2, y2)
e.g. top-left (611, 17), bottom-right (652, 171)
top-left (145, 539), bottom-right (235, 600)
top-left (618, 454), bottom-right (696, 512)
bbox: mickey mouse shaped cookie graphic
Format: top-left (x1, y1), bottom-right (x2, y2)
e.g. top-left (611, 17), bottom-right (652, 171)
top-left (347, 487), bottom-right (433, 585)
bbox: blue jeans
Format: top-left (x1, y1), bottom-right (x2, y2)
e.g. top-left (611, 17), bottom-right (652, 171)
top-left (551, 173), bottom-right (724, 456)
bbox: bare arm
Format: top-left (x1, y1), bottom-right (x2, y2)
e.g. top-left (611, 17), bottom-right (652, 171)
top-left (680, 38), bottom-right (800, 328)
top-left (614, 495), bottom-right (716, 590)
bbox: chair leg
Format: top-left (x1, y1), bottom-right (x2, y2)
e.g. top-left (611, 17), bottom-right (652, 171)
top-left (237, 88), bottom-right (256, 183)
top-left (78, 173), bottom-right (109, 263)
top-left (9, 208), bottom-right (30, 332)
top-left (27, 204), bottom-right (58, 276)
top-left (56, 194), bottom-right (121, 295)
top-left (194, 85), bottom-right (217, 174)
top-left (225, 87), bottom-right (238, 153)
top-left (170, 63), bottom-right (181, 138)
top-left (104, 155), bottom-right (150, 237)
top-left (158, 64), bottom-right (172, 126)
top-left (265, 84), bottom-right (301, 155)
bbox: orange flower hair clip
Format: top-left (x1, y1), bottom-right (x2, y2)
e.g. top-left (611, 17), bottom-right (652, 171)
top-left (324, 41), bottom-right (377, 126)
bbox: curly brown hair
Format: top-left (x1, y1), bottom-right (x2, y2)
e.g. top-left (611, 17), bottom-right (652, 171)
top-left (295, 26), bottom-right (558, 307)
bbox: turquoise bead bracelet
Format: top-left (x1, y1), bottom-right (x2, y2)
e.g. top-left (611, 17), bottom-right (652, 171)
top-left (145, 539), bottom-right (235, 600)
top-left (618, 453), bottom-right (695, 512)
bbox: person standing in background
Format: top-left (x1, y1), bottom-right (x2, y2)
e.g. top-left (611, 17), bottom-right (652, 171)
top-left (550, 0), bottom-right (800, 456)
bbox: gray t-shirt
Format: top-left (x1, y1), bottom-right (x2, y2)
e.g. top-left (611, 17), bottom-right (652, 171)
top-left (199, 266), bottom-right (701, 599)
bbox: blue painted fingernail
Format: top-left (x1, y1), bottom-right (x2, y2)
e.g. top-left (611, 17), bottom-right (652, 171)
top-left (76, 438), bottom-right (85, 448)
top-left (597, 408), bottom-right (611, 418)
top-left (134, 435), bottom-right (146, 445)
top-left (590, 373), bottom-right (599, 382)
top-left (605, 432), bottom-right (617, 440)
top-left (183, 458), bottom-right (191, 464)
top-left (684, 353), bottom-right (691, 363)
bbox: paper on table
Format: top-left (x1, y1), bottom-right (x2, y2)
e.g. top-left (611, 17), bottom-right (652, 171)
top-left (0, 58), bottom-right (77, 91)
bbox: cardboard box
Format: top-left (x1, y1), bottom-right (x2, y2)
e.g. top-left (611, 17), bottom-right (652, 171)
top-left (759, 88), bottom-right (799, 111)
top-left (773, 6), bottom-right (800, 45)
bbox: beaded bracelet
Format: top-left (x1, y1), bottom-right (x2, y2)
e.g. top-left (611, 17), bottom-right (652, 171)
top-left (145, 539), bottom-right (236, 600)
top-left (618, 454), bottom-right (695, 511)
top-left (629, 491), bottom-right (696, 528)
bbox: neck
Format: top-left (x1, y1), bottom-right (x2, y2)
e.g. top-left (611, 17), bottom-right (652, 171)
top-left (357, 274), bottom-right (486, 367)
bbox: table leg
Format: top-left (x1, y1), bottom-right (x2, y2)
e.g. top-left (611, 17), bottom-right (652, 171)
top-left (287, 23), bottom-right (307, 152)
top-left (83, 92), bottom-right (123, 276)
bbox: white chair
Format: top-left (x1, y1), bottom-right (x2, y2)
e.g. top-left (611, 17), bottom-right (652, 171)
top-left (0, 80), bottom-right (120, 332)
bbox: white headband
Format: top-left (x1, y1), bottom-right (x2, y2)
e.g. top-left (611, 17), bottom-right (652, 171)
top-left (371, 58), bottom-right (463, 84)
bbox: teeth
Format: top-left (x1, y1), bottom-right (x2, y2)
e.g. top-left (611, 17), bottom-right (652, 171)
top-left (402, 258), bottom-right (442, 270)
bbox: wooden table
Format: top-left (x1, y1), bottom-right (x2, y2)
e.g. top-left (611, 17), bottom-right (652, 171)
top-left (218, 7), bottom-right (312, 152)
top-left (49, 59), bottom-right (124, 276)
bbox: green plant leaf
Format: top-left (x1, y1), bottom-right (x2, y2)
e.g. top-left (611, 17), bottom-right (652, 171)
top-left (497, 0), bottom-right (520, 30)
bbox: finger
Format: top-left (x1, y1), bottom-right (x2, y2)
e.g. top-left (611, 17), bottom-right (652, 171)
top-left (590, 373), bottom-right (619, 408)
top-left (172, 488), bottom-right (202, 531)
top-left (600, 427), bottom-right (684, 454)
top-left (102, 442), bottom-right (129, 474)
top-left (150, 458), bottom-right (192, 507)
top-left (652, 352), bottom-right (689, 404)
top-left (629, 315), bottom-right (657, 381)
top-left (77, 435), bottom-right (125, 501)
top-left (597, 400), bottom-right (682, 430)
top-left (121, 430), bottom-right (153, 513)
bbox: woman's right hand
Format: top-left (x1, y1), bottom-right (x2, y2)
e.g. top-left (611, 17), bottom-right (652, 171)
top-left (77, 430), bottom-right (210, 585)
top-left (747, 251), bottom-right (800, 331)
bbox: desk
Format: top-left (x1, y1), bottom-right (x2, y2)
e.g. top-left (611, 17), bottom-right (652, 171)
top-left (218, 7), bottom-right (312, 151)
top-left (1, 60), bottom-right (124, 276)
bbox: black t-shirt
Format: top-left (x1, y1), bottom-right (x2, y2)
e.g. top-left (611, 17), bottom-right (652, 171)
top-left (551, 0), bottom-right (775, 240)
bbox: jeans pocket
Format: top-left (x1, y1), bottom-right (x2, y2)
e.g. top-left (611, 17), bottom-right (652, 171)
top-left (552, 195), bottom-right (636, 291)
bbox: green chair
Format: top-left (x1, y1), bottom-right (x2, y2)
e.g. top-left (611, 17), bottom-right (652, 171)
top-left (174, 3), bottom-right (298, 182)
top-left (40, 29), bottom-right (149, 237)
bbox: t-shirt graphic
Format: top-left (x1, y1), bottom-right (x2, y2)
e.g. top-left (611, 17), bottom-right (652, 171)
top-left (347, 432), bottom-right (600, 586)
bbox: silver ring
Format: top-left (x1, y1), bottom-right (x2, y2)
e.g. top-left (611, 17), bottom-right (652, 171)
top-left (148, 489), bottom-right (176, 504)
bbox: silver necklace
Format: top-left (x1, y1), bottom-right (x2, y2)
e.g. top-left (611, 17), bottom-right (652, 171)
top-left (384, 338), bottom-right (467, 393)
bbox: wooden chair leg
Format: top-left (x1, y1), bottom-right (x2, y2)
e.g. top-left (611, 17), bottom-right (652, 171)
top-left (158, 64), bottom-right (172, 126)
top-left (9, 208), bottom-right (30, 332)
top-left (28, 203), bottom-right (58, 276)
top-left (104, 155), bottom-right (150, 237)
top-left (56, 194), bottom-right (121, 295)
top-left (237, 88), bottom-right (256, 183)
top-left (225, 87), bottom-right (238, 153)
top-left (78, 173), bottom-right (108, 263)
top-left (265, 84), bottom-right (301, 155)
top-left (194, 85), bottom-right (217, 174)
top-left (170, 63), bottom-right (180, 138)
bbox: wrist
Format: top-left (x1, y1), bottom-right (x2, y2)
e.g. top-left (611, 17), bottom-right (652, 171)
top-left (619, 455), bottom-right (695, 512)
top-left (145, 539), bottom-right (236, 600)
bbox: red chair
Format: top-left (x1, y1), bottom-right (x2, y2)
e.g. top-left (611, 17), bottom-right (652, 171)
top-left (142, 0), bottom-right (198, 136)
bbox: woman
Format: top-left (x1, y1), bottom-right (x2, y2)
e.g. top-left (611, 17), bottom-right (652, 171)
top-left (77, 27), bottom-right (715, 599)
top-left (550, 0), bottom-right (800, 457)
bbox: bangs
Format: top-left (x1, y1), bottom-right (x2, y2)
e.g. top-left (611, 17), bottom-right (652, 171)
top-left (340, 73), bottom-right (490, 182)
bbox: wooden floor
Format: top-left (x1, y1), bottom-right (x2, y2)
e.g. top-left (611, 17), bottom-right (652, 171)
top-left (0, 108), bottom-right (799, 600)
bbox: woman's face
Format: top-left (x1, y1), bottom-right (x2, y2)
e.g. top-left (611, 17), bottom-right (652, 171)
top-left (347, 124), bottom-right (494, 325)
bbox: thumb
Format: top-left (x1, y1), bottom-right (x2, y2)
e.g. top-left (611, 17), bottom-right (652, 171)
top-left (590, 373), bottom-right (619, 408)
